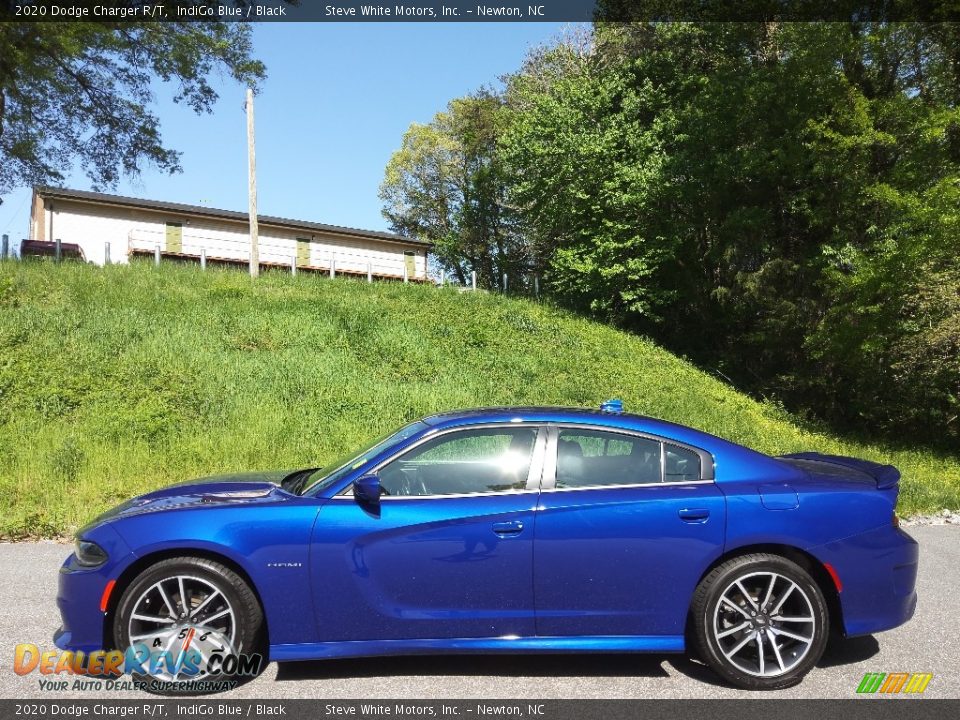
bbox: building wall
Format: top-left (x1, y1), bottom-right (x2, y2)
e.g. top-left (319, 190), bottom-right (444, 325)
top-left (33, 197), bottom-right (426, 279)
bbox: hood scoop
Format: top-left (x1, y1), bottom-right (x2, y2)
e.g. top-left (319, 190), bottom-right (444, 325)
top-left (199, 488), bottom-right (274, 502)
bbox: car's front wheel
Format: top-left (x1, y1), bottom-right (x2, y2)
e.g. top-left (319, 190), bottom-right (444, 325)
top-left (113, 557), bottom-right (265, 695)
top-left (691, 553), bottom-right (829, 690)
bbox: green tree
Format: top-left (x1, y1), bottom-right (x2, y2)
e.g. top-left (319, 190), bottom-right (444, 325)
top-left (0, 20), bottom-right (266, 197)
top-left (499, 22), bottom-right (960, 443)
top-left (380, 91), bottom-right (527, 289)
top-left (501, 30), bottom-right (680, 320)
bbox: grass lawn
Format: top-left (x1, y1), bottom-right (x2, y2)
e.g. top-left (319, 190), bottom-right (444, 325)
top-left (1, 261), bottom-right (957, 538)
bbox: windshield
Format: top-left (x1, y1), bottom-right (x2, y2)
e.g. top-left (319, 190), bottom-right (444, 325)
top-left (299, 421), bottom-right (430, 495)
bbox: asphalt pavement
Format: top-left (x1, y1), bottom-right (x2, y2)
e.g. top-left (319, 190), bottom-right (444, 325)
top-left (2, 525), bottom-right (957, 699)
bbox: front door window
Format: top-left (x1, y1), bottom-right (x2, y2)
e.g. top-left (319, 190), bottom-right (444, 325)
top-left (379, 426), bottom-right (538, 497)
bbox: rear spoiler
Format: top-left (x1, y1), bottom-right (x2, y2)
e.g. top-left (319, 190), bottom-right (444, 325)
top-left (780, 452), bottom-right (901, 489)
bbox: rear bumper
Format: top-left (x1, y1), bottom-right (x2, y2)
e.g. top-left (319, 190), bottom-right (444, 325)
top-left (809, 525), bottom-right (919, 637)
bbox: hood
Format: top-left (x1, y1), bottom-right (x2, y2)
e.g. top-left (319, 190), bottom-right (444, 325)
top-left (85, 470), bottom-right (300, 528)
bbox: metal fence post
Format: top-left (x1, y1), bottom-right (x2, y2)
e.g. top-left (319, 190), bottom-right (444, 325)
top-left (502, 272), bottom-right (508, 294)
top-left (154, 244), bottom-right (161, 266)
top-left (534, 275), bottom-right (539, 299)
top-left (55, 238), bottom-right (62, 263)
top-left (440, 269), bottom-right (445, 287)
top-left (200, 248), bottom-right (207, 271)
top-left (367, 261), bottom-right (373, 283)
top-left (403, 262), bottom-right (408, 284)
top-left (330, 254), bottom-right (335, 279)
top-left (291, 255), bottom-right (297, 276)
top-left (104, 241), bottom-right (111, 265)
top-left (471, 270), bottom-right (477, 291)
top-left (1, 234), bottom-right (8, 259)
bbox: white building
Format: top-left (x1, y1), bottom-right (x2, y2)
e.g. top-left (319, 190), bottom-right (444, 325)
top-left (28, 186), bottom-right (428, 281)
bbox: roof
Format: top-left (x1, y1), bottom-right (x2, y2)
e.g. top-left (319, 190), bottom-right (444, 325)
top-left (420, 406), bottom-right (705, 441)
top-left (33, 186), bottom-right (429, 249)
top-left (422, 406), bottom-right (624, 425)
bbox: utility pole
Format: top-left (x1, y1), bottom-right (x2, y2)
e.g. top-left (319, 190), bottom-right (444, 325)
top-left (246, 88), bottom-right (259, 278)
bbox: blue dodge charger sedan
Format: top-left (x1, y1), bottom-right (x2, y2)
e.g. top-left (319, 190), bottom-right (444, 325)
top-left (56, 403), bottom-right (918, 691)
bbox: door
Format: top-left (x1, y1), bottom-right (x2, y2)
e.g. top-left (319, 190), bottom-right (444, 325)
top-left (533, 426), bottom-right (726, 637)
top-left (404, 250), bottom-right (416, 279)
top-left (296, 237), bottom-right (311, 268)
top-left (311, 424), bottom-right (545, 642)
top-left (165, 222), bottom-right (182, 254)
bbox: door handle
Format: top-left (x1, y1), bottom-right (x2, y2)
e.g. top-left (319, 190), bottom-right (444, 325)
top-left (492, 520), bottom-right (524, 536)
top-left (678, 508), bottom-right (710, 523)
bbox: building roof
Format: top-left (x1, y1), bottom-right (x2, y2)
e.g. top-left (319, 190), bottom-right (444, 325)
top-left (33, 186), bottom-right (429, 249)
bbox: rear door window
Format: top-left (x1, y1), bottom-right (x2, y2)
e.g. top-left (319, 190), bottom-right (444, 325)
top-left (555, 428), bottom-right (661, 488)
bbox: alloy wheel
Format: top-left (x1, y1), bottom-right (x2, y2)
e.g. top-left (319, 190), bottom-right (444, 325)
top-left (711, 570), bottom-right (816, 678)
top-left (126, 574), bottom-right (237, 681)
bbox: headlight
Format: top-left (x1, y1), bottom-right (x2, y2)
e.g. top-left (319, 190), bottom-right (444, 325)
top-left (75, 539), bottom-right (108, 567)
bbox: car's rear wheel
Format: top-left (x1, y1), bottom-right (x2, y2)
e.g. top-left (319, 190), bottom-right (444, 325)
top-left (113, 557), bottom-right (264, 695)
top-left (692, 553), bottom-right (829, 690)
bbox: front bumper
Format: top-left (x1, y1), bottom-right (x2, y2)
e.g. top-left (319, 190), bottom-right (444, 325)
top-left (810, 525), bottom-right (919, 637)
top-left (55, 524), bottom-right (135, 653)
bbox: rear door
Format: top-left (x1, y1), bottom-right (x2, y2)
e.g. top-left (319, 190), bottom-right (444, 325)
top-left (533, 425), bottom-right (726, 638)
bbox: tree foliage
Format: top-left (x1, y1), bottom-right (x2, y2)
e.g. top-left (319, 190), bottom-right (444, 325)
top-left (380, 91), bottom-right (528, 290)
top-left (382, 22), bottom-right (960, 445)
top-left (0, 20), bottom-right (266, 196)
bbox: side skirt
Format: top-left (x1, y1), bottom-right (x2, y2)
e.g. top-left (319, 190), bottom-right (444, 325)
top-left (269, 635), bottom-right (686, 663)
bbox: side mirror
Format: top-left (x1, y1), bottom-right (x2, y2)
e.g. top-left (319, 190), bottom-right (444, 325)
top-left (353, 474), bottom-right (382, 505)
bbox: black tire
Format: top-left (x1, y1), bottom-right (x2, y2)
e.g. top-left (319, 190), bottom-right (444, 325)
top-left (691, 553), bottom-right (829, 690)
top-left (113, 557), bottom-right (265, 696)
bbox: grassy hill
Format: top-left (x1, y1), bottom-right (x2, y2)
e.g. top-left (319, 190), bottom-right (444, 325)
top-left (1, 261), bottom-right (957, 538)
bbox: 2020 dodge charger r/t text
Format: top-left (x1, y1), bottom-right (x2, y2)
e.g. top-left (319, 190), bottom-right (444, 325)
top-left (55, 404), bottom-right (918, 691)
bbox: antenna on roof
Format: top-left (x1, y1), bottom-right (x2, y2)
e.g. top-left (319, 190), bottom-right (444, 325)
top-left (600, 399), bottom-right (624, 413)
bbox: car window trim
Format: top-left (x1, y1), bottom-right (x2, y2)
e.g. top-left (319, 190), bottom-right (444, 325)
top-left (540, 423), bottom-right (716, 492)
top-left (332, 423), bottom-right (548, 500)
